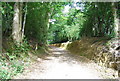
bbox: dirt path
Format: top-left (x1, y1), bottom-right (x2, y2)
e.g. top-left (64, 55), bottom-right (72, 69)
top-left (14, 46), bottom-right (118, 79)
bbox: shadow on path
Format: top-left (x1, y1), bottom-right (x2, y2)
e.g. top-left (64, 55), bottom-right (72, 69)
top-left (14, 46), bottom-right (118, 79)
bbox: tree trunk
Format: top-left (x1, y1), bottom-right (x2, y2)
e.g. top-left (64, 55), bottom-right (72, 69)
top-left (22, 3), bottom-right (27, 40)
top-left (98, 16), bottom-right (104, 37)
top-left (12, 2), bottom-right (23, 44)
top-left (19, 2), bottom-right (23, 40)
top-left (112, 2), bottom-right (119, 38)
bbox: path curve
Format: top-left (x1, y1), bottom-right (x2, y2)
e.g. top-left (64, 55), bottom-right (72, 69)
top-left (14, 46), bottom-right (117, 79)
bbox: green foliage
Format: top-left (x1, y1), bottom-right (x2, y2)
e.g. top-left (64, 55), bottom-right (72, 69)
top-left (5, 38), bottom-right (30, 60)
top-left (14, 39), bottom-right (30, 54)
top-left (64, 24), bottom-right (80, 41)
top-left (0, 60), bottom-right (24, 79)
top-left (81, 2), bottom-right (114, 37)
top-left (48, 3), bottom-right (85, 43)
top-left (1, 2), bottom-right (119, 79)
top-left (2, 2), bottom-right (119, 44)
top-left (2, 2), bottom-right (14, 36)
top-left (0, 38), bottom-right (30, 79)
top-left (48, 2), bottom-right (120, 44)
top-left (25, 2), bottom-right (50, 45)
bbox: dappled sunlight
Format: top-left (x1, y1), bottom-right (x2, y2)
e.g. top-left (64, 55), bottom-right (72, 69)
top-left (2, 1), bottom-right (119, 79)
top-left (39, 60), bottom-right (101, 79)
top-left (15, 46), bottom-right (118, 79)
top-left (52, 51), bottom-right (63, 55)
top-left (41, 46), bottom-right (117, 79)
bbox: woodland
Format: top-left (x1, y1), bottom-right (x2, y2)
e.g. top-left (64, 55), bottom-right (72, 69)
top-left (0, 1), bottom-right (120, 79)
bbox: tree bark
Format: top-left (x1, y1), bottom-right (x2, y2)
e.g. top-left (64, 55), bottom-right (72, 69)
top-left (22, 3), bottom-right (27, 40)
top-left (12, 2), bottom-right (23, 44)
top-left (112, 2), bottom-right (119, 38)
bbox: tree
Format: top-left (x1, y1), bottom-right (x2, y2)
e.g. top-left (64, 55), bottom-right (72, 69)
top-left (81, 2), bottom-right (114, 37)
top-left (22, 3), bottom-right (27, 40)
top-left (25, 2), bottom-right (51, 47)
top-left (12, 2), bottom-right (23, 44)
top-left (112, 2), bottom-right (119, 38)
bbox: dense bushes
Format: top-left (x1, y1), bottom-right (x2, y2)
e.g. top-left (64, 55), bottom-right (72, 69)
top-left (1, 38), bottom-right (30, 79)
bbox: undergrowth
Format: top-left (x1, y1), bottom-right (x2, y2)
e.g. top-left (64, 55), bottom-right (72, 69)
top-left (0, 38), bottom-right (30, 80)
